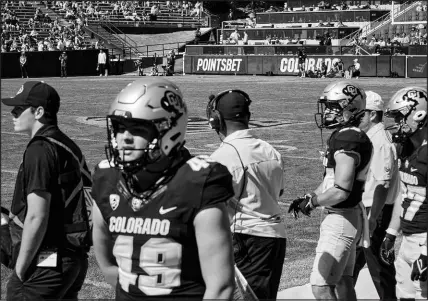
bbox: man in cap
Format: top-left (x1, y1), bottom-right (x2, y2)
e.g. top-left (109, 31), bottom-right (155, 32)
top-left (2, 81), bottom-right (92, 301)
top-left (353, 91), bottom-right (399, 300)
top-left (207, 90), bottom-right (286, 300)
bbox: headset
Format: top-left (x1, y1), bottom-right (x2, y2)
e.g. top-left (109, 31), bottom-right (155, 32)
top-left (206, 89), bottom-right (252, 133)
top-left (206, 89), bottom-right (252, 239)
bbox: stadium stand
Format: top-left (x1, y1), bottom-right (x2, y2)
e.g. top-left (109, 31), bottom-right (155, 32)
top-left (1, 0), bottom-right (93, 52)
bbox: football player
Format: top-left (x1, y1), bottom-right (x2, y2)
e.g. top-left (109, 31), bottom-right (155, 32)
top-left (288, 81), bottom-right (372, 301)
top-left (381, 86), bottom-right (427, 300)
top-left (91, 78), bottom-right (236, 301)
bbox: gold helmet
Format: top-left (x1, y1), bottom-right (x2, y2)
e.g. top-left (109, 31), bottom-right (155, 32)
top-left (385, 86), bottom-right (427, 143)
top-left (106, 78), bottom-right (187, 172)
top-left (315, 81), bottom-right (366, 128)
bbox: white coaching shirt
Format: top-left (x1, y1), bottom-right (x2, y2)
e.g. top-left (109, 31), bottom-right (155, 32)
top-left (210, 129), bottom-right (286, 238)
top-left (362, 123), bottom-right (401, 207)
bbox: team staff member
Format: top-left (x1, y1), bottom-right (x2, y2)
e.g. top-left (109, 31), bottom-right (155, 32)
top-left (208, 90), bottom-right (286, 300)
top-left (298, 48), bottom-right (307, 78)
top-left (289, 81), bottom-right (372, 301)
top-left (2, 81), bottom-right (91, 300)
top-left (352, 91), bottom-right (399, 300)
top-left (20, 51), bottom-right (29, 78)
top-left (59, 51), bottom-right (68, 78)
top-left (97, 49), bottom-right (107, 76)
top-left (91, 78), bottom-right (235, 300)
top-left (381, 86), bottom-right (427, 300)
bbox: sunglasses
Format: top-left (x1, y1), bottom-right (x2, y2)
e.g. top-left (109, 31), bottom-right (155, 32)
top-left (11, 106), bottom-right (31, 118)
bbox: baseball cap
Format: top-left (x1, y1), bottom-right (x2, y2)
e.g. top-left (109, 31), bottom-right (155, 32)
top-left (217, 91), bottom-right (251, 120)
top-left (2, 81), bottom-right (60, 123)
top-left (365, 91), bottom-right (384, 111)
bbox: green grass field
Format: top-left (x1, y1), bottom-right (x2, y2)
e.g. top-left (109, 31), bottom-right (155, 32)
top-left (1, 75), bottom-right (426, 299)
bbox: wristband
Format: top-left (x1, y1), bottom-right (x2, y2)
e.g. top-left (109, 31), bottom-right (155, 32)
top-left (385, 233), bottom-right (397, 241)
top-left (309, 193), bottom-right (319, 208)
top-left (386, 228), bottom-right (399, 237)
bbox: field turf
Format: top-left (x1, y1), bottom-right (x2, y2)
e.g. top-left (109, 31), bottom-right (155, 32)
top-left (1, 75), bottom-right (426, 299)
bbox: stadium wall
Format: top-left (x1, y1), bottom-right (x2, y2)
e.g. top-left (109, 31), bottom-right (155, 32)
top-left (183, 55), bottom-right (426, 78)
top-left (0, 50), bottom-right (111, 78)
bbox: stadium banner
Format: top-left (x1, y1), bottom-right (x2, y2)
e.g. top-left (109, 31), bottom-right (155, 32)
top-left (185, 55), bottom-right (428, 77)
top-left (276, 56), bottom-right (377, 76)
top-left (191, 56), bottom-right (247, 74)
top-left (406, 56), bottom-right (427, 78)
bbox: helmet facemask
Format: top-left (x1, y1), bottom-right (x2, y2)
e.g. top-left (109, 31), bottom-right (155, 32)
top-left (315, 97), bottom-right (364, 129)
top-left (385, 103), bottom-right (427, 143)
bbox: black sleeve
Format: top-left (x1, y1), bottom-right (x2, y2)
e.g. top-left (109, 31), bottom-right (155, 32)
top-left (24, 141), bottom-right (57, 195)
top-left (82, 159), bottom-right (93, 187)
top-left (199, 163), bottom-right (234, 210)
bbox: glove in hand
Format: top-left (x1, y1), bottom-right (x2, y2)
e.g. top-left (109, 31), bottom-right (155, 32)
top-left (411, 253), bottom-right (427, 282)
top-left (288, 195), bottom-right (312, 219)
top-left (380, 233), bottom-right (396, 266)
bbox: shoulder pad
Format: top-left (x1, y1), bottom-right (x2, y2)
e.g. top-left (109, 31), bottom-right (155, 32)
top-left (330, 127), bottom-right (371, 154)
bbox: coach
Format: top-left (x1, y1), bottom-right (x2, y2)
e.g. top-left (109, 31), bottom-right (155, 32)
top-left (353, 91), bottom-right (399, 300)
top-left (207, 90), bottom-right (286, 300)
top-left (2, 81), bottom-right (92, 301)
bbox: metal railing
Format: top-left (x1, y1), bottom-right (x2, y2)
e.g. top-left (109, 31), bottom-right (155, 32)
top-left (106, 41), bottom-right (188, 60)
top-left (184, 44), bottom-right (426, 56)
top-left (97, 19), bottom-right (138, 49)
top-left (344, 0), bottom-right (420, 44)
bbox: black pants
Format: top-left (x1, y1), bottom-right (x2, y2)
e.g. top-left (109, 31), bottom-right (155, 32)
top-left (7, 250), bottom-right (88, 301)
top-left (20, 64), bottom-right (28, 78)
top-left (353, 204), bottom-right (397, 301)
top-left (233, 233), bottom-right (286, 300)
top-left (61, 66), bottom-right (67, 77)
top-left (98, 63), bottom-right (105, 75)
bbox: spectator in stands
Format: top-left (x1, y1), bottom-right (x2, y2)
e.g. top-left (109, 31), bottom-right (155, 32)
top-left (283, 2), bottom-right (288, 11)
top-left (229, 29), bottom-right (241, 44)
top-left (246, 13), bottom-right (256, 28)
top-left (58, 51), bottom-right (67, 77)
top-left (317, 20), bottom-right (324, 27)
top-left (97, 49), bottom-right (107, 76)
top-left (401, 33), bottom-right (410, 46)
top-left (266, 5), bottom-right (276, 12)
top-left (149, 4), bottom-right (159, 21)
top-left (19, 51), bottom-right (29, 78)
top-left (190, 1), bottom-right (202, 19)
top-left (182, 1), bottom-right (189, 16)
top-left (228, 8), bottom-right (234, 20)
top-left (243, 30), bottom-right (249, 45)
top-left (378, 37), bottom-right (386, 47)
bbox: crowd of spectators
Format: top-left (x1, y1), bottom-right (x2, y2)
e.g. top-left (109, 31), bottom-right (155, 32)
top-left (265, 1), bottom-right (395, 13)
top-left (47, 1), bottom-right (204, 24)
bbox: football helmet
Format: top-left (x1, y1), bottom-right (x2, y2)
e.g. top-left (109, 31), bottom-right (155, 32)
top-left (315, 81), bottom-right (366, 129)
top-left (106, 78), bottom-right (187, 173)
top-left (385, 86), bottom-right (427, 143)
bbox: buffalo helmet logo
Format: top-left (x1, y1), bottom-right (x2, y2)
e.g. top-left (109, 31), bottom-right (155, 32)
top-left (342, 85), bottom-right (361, 98)
top-left (402, 90), bottom-right (427, 104)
